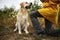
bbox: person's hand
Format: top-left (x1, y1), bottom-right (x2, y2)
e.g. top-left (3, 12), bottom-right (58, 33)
top-left (40, 0), bottom-right (49, 2)
top-left (40, 0), bottom-right (44, 2)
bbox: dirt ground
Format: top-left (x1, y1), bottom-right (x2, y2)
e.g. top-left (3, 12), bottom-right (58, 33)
top-left (0, 17), bottom-right (60, 40)
top-left (0, 26), bottom-right (35, 40)
top-left (0, 25), bottom-right (60, 40)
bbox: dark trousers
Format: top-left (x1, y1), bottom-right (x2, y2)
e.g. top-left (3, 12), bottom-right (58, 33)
top-left (30, 11), bottom-right (52, 34)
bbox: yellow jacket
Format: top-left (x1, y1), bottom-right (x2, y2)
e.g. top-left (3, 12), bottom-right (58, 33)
top-left (38, 0), bottom-right (59, 25)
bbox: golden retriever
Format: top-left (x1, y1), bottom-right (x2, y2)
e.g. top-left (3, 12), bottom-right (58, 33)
top-left (14, 2), bottom-right (32, 34)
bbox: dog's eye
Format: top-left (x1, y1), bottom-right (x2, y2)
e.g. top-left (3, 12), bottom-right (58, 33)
top-left (26, 2), bottom-right (28, 4)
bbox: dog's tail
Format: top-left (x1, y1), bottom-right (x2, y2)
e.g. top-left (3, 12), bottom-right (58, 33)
top-left (15, 23), bottom-right (17, 27)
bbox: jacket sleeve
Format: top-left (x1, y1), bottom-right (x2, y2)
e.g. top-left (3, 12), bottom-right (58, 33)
top-left (42, 2), bottom-right (51, 8)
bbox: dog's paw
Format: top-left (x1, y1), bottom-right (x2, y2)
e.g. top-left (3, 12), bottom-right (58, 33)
top-left (14, 29), bottom-right (17, 32)
top-left (27, 22), bottom-right (29, 26)
top-left (25, 31), bottom-right (29, 34)
top-left (19, 32), bottom-right (22, 34)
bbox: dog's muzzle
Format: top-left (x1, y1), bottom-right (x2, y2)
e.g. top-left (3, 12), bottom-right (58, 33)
top-left (25, 3), bottom-right (32, 9)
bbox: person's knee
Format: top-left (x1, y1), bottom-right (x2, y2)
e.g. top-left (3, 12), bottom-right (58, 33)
top-left (30, 11), bottom-right (37, 18)
top-left (30, 12), bottom-right (34, 18)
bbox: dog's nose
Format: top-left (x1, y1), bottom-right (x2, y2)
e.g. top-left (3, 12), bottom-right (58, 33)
top-left (30, 2), bottom-right (32, 6)
top-left (30, 3), bottom-right (32, 5)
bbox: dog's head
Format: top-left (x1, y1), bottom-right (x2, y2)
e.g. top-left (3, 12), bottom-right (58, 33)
top-left (20, 2), bottom-right (32, 9)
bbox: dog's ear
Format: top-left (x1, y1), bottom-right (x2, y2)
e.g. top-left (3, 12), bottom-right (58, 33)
top-left (20, 2), bottom-right (24, 7)
top-left (20, 3), bottom-right (23, 6)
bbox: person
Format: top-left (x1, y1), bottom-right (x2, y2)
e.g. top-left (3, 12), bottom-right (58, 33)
top-left (30, 0), bottom-right (60, 36)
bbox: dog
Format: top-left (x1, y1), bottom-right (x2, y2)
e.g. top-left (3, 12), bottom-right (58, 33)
top-left (14, 2), bottom-right (32, 34)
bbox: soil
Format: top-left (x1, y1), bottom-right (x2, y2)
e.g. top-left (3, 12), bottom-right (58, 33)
top-left (0, 16), bottom-right (60, 40)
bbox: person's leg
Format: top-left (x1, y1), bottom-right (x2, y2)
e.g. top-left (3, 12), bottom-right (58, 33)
top-left (45, 19), bottom-right (60, 36)
top-left (45, 19), bottom-right (52, 32)
top-left (30, 11), bottom-right (44, 34)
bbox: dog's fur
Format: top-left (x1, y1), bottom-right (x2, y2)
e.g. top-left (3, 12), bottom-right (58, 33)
top-left (14, 2), bottom-right (32, 34)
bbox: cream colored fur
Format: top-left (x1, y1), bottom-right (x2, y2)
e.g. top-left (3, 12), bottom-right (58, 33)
top-left (14, 2), bottom-right (30, 34)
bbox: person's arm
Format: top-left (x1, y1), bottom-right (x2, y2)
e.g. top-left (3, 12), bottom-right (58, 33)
top-left (40, 0), bottom-right (50, 8)
top-left (50, 0), bottom-right (60, 4)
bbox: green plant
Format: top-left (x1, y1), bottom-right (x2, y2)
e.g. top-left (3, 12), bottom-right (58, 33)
top-left (28, 0), bottom-right (41, 13)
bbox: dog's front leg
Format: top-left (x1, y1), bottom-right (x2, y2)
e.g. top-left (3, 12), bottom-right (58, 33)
top-left (14, 23), bottom-right (18, 31)
top-left (24, 14), bottom-right (29, 34)
top-left (17, 22), bottom-right (22, 34)
top-left (24, 22), bottom-right (29, 34)
top-left (24, 26), bottom-right (29, 34)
